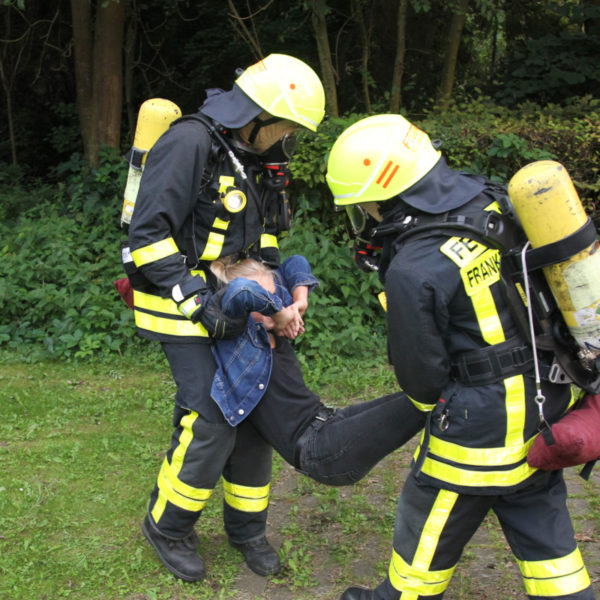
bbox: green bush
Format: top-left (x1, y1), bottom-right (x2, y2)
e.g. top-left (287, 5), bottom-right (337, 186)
top-left (280, 199), bottom-right (386, 368)
top-left (0, 149), bottom-right (140, 361)
top-left (2, 99), bottom-right (599, 363)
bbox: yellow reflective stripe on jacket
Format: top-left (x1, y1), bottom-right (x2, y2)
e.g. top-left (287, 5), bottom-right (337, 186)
top-left (222, 479), bottom-right (269, 513)
top-left (200, 231), bottom-right (225, 260)
top-left (388, 490), bottom-right (457, 596)
top-left (427, 434), bottom-right (535, 467)
top-left (134, 310), bottom-right (208, 337)
top-left (134, 289), bottom-right (180, 315)
top-left (471, 285), bottom-right (505, 345)
top-left (131, 237), bottom-right (179, 267)
top-left (152, 412), bottom-right (213, 521)
top-left (517, 548), bottom-right (591, 597)
top-left (260, 233), bottom-right (278, 249)
top-left (213, 217), bottom-right (229, 230)
top-left (133, 290), bottom-right (208, 337)
top-left (199, 216), bottom-right (230, 261)
top-left (420, 453), bottom-right (536, 488)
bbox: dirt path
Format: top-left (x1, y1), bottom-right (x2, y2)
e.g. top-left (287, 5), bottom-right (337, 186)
top-left (231, 437), bottom-right (600, 600)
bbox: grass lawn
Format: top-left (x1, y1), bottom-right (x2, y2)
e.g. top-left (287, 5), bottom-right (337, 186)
top-left (1, 357), bottom-right (598, 600)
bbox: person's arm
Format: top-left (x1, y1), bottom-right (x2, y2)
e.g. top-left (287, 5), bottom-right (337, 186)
top-left (221, 278), bottom-right (302, 335)
top-left (385, 248), bottom-right (454, 407)
top-left (278, 255), bottom-right (319, 317)
top-left (291, 284), bottom-right (309, 316)
top-left (221, 278), bottom-right (284, 317)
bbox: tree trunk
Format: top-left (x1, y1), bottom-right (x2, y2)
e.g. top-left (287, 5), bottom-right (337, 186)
top-left (0, 56), bottom-right (17, 166)
top-left (0, 6), bottom-right (18, 166)
top-left (311, 0), bottom-right (338, 117)
top-left (436, 0), bottom-right (469, 108)
top-left (94, 0), bottom-right (125, 149)
top-left (389, 0), bottom-right (408, 113)
top-left (70, 0), bottom-right (97, 164)
top-left (352, 0), bottom-right (372, 113)
top-left (71, 0), bottom-right (126, 167)
top-left (123, 13), bottom-right (136, 141)
top-left (585, 0), bottom-right (600, 34)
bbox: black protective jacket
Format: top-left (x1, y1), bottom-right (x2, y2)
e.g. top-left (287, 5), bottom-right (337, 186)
top-left (382, 179), bottom-right (575, 495)
top-left (127, 115), bottom-right (278, 342)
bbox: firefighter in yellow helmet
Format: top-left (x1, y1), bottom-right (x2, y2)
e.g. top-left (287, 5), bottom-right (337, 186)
top-left (326, 115), bottom-right (594, 600)
top-left (126, 54), bottom-right (326, 581)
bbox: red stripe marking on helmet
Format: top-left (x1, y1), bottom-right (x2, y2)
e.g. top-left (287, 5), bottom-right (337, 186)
top-left (383, 164), bottom-right (399, 188)
top-left (377, 161), bottom-right (393, 184)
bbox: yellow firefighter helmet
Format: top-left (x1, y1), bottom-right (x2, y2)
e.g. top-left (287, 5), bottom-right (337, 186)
top-left (235, 54), bottom-right (325, 132)
top-left (326, 114), bottom-right (441, 205)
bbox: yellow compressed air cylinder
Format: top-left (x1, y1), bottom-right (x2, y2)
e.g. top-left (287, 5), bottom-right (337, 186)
top-left (508, 160), bottom-right (600, 355)
top-left (121, 98), bottom-right (182, 226)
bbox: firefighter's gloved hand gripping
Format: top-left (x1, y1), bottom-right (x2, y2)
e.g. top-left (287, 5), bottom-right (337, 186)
top-left (172, 277), bottom-right (246, 340)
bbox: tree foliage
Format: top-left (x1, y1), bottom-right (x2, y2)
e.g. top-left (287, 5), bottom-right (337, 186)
top-left (2, 99), bottom-right (598, 362)
top-left (1, 0), bottom-right (600, 363)
top-left (0, 0), bottom-right (598, 174)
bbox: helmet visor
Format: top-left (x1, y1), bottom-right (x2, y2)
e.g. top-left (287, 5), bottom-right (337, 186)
top-left (345, 205), bottom-right (368, 236)
top-left (260, 133), bottom-right (297, 163)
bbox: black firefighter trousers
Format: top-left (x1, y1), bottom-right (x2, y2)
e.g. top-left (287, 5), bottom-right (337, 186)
top-left (147, 338), bottom-right (426, 542)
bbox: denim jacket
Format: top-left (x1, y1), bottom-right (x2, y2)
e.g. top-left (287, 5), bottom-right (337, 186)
top-left (211, 255), bottom-right (319, 425)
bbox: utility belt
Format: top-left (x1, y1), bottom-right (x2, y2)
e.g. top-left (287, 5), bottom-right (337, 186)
top-left (450, 337), bottom-right (551, 386)
top-left (293, 406), bottom-right (335, 470)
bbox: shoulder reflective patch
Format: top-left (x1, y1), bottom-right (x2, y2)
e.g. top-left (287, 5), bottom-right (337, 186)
top-left (440, 236), bottom-right (487, 268)
top-left (460, 248), bottom-right (501, 297)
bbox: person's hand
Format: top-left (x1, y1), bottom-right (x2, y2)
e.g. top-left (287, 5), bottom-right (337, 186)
top-left (273, 305), bottom-right (305, 339)
top-left (280, 315), bottom-right (305, 339)
top-left (199, 288), bottom-right (247, 339)
top-left (251, 312), bottom-right (276, 331)
top-left (271, 305), bottom-right (304, 338)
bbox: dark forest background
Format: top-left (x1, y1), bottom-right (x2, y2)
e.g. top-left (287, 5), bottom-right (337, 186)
top-left (2, 0), bottom-right (600, 173)
top-left (1, 0), bottom-right (600, 364)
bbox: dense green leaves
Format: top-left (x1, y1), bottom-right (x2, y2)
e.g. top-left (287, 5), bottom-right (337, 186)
top-left (1, 99), bottom-right (599, 364)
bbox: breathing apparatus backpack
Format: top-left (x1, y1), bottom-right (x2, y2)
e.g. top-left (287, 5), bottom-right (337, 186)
top-left (121, 98), bottom-right (183, 229)
top-left (120, 98), bottom-right (293, 236)
top-left (370, 160), bottom-right (600, 476)
top-left (376, 160), bottom-right (600, 395)
top-left (506, 160), bottom-right (600, 394)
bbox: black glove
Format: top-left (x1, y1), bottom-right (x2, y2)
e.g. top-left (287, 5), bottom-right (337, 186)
top-left (198, 287), bottom-right (248, 340)
top-left (259, 246), bottom-right (281, 268)
top-left (176, 293), bottom-right (205, 322)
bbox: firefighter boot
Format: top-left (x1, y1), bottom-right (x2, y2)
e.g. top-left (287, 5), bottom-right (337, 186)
top-left (230, 536), bottom-right (281, 576)
top-left (340, 589), bottom-right (375, 600)
top-left (142, 515), bottom-right (206, 582)
top-left (340, 580), bottom-right (399, 600)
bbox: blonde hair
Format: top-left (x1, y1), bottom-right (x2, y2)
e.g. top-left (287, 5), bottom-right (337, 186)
top-left (210, 257), bottom-right (275, 291)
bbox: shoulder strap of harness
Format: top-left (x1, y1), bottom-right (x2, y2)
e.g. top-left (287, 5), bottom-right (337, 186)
top-left (372, 187), bottom-right (600, 392)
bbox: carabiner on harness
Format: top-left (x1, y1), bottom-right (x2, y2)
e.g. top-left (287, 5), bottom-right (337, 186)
top-left (521, 242), bottom-right (550, 431)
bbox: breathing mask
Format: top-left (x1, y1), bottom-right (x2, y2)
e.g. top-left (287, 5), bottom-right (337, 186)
top-left (343, 205), bottom-right (383, 273)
